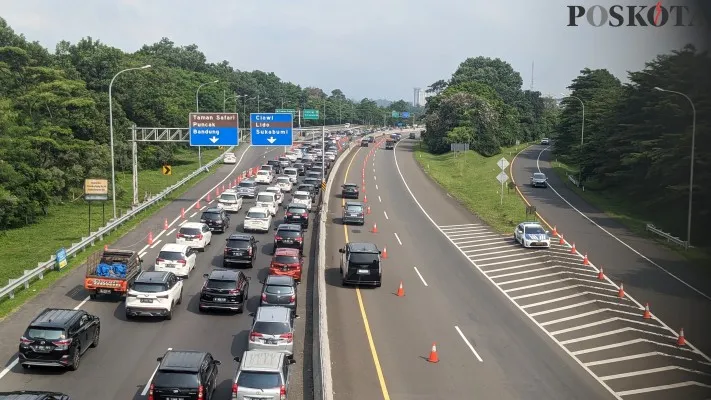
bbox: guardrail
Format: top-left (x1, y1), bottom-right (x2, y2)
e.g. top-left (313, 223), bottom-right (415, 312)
top-left (0, 124), bottom-right (356, 302)
top-left (646, 224), bottom-right (690, 249)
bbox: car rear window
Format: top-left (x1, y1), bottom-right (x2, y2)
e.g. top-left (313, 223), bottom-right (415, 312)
top-left (277, 230), bottom-right (300, 238)
top-left (26, 328), bottom-right (65, 340)
top-left (227, 239), bottom-right (250, 248)
top-left (201, 212), bottom-right (221, 220)
top-left (345, 205), bottom-right (362, 212)
top-left (288, 207), bottom-right (307, 214)
top-left (237, 371), bottom-right (282, 389)
top-left (277, 177), bottom-right (290, 183)
top-left (179, 227), bottom-right (201, 236)
top-left (349, 253), bottom-right (378, 265)
top-left (247, 211), bottom-right (268, 219)
top-left (133, 282), bottom-right (168, 293)
top-left (220, 194), bottom-right (238, 201)
top-left (265, 285), bottom-right (294, 295)
top-left (285, 169), bottom-right (297, 174)
top-left (153, 371), bottom-right (199, 388)
top-left (206, 279), bottom-right (237, 289)
top-left (257, 194), bottom-right (274, 203)
top-left (267, 160), bottom-right (280, 166)
top-left (274, 255), bottom-right (299, 264)
top-left (253, 321), bottom-right (290, 335)
top-left (294, 194), bottom-right (309, 201)
top-left (304, 179), bottom-right (319, 185)
top-left (239, 181), bottom-right (256, 188)
top-left (158, 251), bottom-right (184, 261)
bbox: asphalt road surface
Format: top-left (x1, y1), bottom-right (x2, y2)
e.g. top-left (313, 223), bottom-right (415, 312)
top-left (0, 142), bottom-right (319, 400)
top-left (508, 144), bottom-right (711, 399)
top-left (324, 135), bottom-right (614, 400)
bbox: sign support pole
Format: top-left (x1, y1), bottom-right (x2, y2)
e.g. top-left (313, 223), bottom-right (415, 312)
top-left (88, 201), bottom-right (92, 236)
top-left (132, 125), bottom-right (139, 207)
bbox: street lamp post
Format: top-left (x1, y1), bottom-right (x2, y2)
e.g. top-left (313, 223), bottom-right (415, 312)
top-left (195, 80), bottom-right (220, 168)
top-left (654, 86), bottom-right (697, 247)
top-left (108, 64), bottom-right (151, 219)
top-left (561, 94), bottom-right (585, 184)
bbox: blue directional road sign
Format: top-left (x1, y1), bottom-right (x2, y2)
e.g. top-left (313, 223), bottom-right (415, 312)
top-left (250, 113), bottom-right (294, 146)
top-left (401, 111), bottom-right (410, 118)
top-left (189, 112), bottom-right (239, 146)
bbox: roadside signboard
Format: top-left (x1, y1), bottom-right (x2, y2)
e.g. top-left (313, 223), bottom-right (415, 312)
top-left (189, 112), bottom-right (239, 146)
top-left (250, 113), bottom-right (294, 146)
top-left (303, 109), bottom-right (319, 120)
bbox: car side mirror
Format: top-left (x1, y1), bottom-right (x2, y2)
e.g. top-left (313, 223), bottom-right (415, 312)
top-left (248, 312), bottom-right (255, 317)
top-left (259, 280), bottom-right (265, 284)
top-left (255, 240), bottom-right (259, 243)
top-left (214, 360), bottom-right (221, 365)
top-left (289, 358), bottom-right (297, 364)
top-left (156, 357), bottom-right (163, 362)
top-left (246, 276), bottom-right (251, 280)
top-left (294, 314), bottom-right (300, 318)
top-left (203, 273), bottom-right (209, 279)
top-left (339, 248), bottom-right (345, 253)
top-left (234, 356), bottom-right (241, 363)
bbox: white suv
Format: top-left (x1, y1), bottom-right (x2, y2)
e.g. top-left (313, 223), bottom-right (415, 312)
top-left (255, 192), bottom-right (278, 216)
top-left (243, 207), bottom-right (273, 233)
top-left (125, 271), bottom-right (183, 320)
top-left (265, 186), bottom-right (284, 206)
top-left (276, 177), bottom-right (293, 193)
top-left (514, 222), bottom-right (551, 248)
top-left (155, 243), bottom-right (197, 278)
top-left (283, 168), bottom-right (298, 183)
top-left (176, 222), bottom-right (212, 250)
top-left (291, 191), bottom-right (313, 210)
top-left (218, 189), bottom-right (244, 212)
top-left (255, 170), bottom-right (273, 184)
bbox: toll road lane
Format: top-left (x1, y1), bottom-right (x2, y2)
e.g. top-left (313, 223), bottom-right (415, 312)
top-left (0, 145), bottom-right (316, 400)
top-left (511, 145), bottom-right (711, 357)
top-left (359, 139), bottom-right (614, 399)
top-left (391, 139), bottom-right (711, 399)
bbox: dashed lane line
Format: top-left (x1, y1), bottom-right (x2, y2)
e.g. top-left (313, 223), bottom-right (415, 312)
top-left (413, 267), bottom-right (428, 287)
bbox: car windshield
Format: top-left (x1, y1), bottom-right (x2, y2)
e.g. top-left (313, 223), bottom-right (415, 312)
top-left (206, 279), bottom-right (237, 289)
top-left (26, 328), bottom-right (65, 340)
top-left (247, 211), bottom-right (268, 219)
top-left (220, 193), bottom-right (238, 201)
top-left (533, 173), bottom-right (546, 179)
top-left (288, 207), bottom-right (307, 214)
top-left (277, 230), bottom-right (300, 238)
top-left (179, 227), bottom-right (200, 236)
top-left (237, 371), bottom-right (282, 389)
top-left (239, 182), bottom-right (256, 188)
top-left (525, 226), bottom-right (546, 235)
top-left (274, 255), bottom-right (299, 264)
top-left (265, 285), bottom-right (294, 295)
top-left (349, 253), bottom-right (378, 265)
top-left (201, 212), bottom-right (221, 221)
top-left (227, 239), bottom-right (250, 248)
top-left (153, 371), bottom-right (199, 388)
top-left (132, 282), bottom-right (168, 293)
top-left (158, 251), bottom-right (184, 260)
top-left (345, 205), bottom-right (362, 212)
top-left (257, 194), bottom-right (274, 203)
top-left (253, 321), bottom-right (290, 335)
top-left (294, 194), bottom-right (309, 201)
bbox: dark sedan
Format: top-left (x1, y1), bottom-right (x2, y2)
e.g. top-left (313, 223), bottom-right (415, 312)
top-left (341, 183), bottom-right (359, 199)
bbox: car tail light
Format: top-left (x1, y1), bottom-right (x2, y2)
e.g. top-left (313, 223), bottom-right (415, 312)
top-left (261, 293), bottom-right (267, 302)
top-left (176, 233), bottom-right (184, 238)
top-left (224, 248), bottom-right (229, 255)
top-left (274, 236), bottom-right (283, 240)
top-left (178, 259), bottom-right (187, 264)
top-left (302, 213), bottom-right (308, 217)
top-left (148, 383), bottom-right (154, 400)
top-left (290, 294), bottom-right (296, 303)
top-left (296, 237), bottom-right (303, 242)
top-left (20, 337), bottom-right (32, 345)
top-left (198, 384), bottom-right (204, 399)
top-left (250, 331), bottom-right (263, 340)
top-left (156, 258), bottom-right (165, 263)
top-left (280, 332), bottom-right (293, 342)
top-left (286, 212), bottom-right (293, 217)
top-left (248, 247), bottom-right (253, 255)
top-left (52, 338), bottom-right (72, 350)
top-left (281, 385), bottom-right (287, 400)
top-left (197, 234), bottom-right (203, 240)
top-left (232, 383), bottom-right (238, 397)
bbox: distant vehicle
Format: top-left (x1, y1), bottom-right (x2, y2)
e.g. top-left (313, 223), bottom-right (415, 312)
top-left (267, 159), bottom-right (283, 174)
top-left (276, 176), bottom-right (293, 193)
top-left (223, 153), bottom-right (237, 164)
top-left (283, 167), bottom-right (298, 183)
top-left (344, 123), bottom-right (351, 128)
top-left (339, 242), bottom-right (382, 287)
top-left (155, 243), bottom-right (197, 278)
top-left (247, 306), bottom-right (296, 356)
top-left (385, 139), bottom-right (395, 150)
top-left (514, 222), bottom-right (551, 248)
top-left (125, 271), bottom-right (183, 320)
top-left (199, 269), bottom-right (250, 313)
top-left (84, 249), bottom-right (142, 299)
top-left (540, 138), bottom-right (550, 145)
top-left (342, 201), bottom-right (365, 225)
top-left (265, 186), bottom-right (284, 206)
top-left (255, 170), bottom-right (273, 185)
top-left (176, 222), bottom-right (212, 250)
top-left (273, 224), bottom-right (304, 255)
top-left (19, 308), bottom-right (100, 371)
top-left (236, 179), bottom-right (258, 198)
top-left (409, 132), bottom-right (415, 139)
top-left (284, 152), bottom-right (298, 162)
top-left (256, 192), bottom-right (278, 216)
top-left (269, 247), bottom-right (303, 282)
top-left (284, 203), bottom-right (310, 229)
top-left (291, 191), bottom-right (313, 210)
top-left (530, 172), bottom-right (548, 188)
top-left (341, 183), bottom-right (359, 199)
top-left (258, 275), bottom-right (298, 316)
top-left (218, 189), bottom-right (243, 212)
top-left (223, 234), bottom-right (258, 268)
top-left (232, 351), bottom-right (296, 400)
top-left (360, 139), bottom-right (369, 147)
top-left (243, 207), bottom-right (273, 233)
top-left (200, 207), bottom-right (231, 232)
top-left (152, 350), bottom-right (220, 400)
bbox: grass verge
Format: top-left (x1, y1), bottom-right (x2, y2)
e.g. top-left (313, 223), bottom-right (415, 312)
top-left (0, 147), bottom-right (225, 318)
top-left (415, 143), bottom-right (532, 234)
top-left (550, 159), bottom-right (710, 269)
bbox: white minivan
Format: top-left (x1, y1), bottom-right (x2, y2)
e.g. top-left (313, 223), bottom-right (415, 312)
top-left (255, 192), bottom-right (278, 216)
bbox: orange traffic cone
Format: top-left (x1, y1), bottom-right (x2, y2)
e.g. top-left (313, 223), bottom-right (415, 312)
top-left (382, 246), bottom-right (388, 259)
top-left (164, 218), bottom-right (169, 230)
top-left (618, 283), bottom-right (625, 298)
top-left (181, 208), bottom-right (186, 219)
top-left (222, 184), bottom-right (225, 192)
top-left (104, 244), bottom-right (108, 251)
top-left (559, 234), bottom-right (565, 245)
top-left (583, 253), bottom-right (589, 265)
top-left (229, 182), bottom-right (232, 189)
top-left (552, 226), bottom-right (558, 237)
top-left (195, 199), bottom-right (201, 209)
top-left (597, 267), bottom-right (605, 280)
top-left (396, 281), bottom-right (404, 297)
top-left (147, 231), bottom-right (154, 245)
top-left (570, 243), bottom-right (577, 254)
top-left (364, 195), bottom-right (368, 203)
top-left (677, 328), bottom-right (686, 346)
top-left (367, 206), bottom-right (371, 215)
top-left (362, 180), bottom-right (365, 186)
top-left (363, 186), bottom-right (366, 193)
top-left (207, 193), bottom-right (211, 202)
top-left (427, 343), bottom-right (439, 363)
top-left (371, 223), bottom-right (378, 233)
top-left (643, 303), bottom-right (651, 319)
top-left (215, 187), bottom-right (220, 197)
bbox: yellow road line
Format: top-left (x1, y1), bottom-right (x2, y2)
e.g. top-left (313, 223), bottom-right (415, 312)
top-left (340, 145), bottom-right (391, 400)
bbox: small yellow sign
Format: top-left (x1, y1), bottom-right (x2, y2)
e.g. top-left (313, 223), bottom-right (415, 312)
top-left (84, 179), bottom-right (108, 195)
top-left (162, 165), bottom-right (172, 175)
top-left (321, 180), bottom-right (327, 190)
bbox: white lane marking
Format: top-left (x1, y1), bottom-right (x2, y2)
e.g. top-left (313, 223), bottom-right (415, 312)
top-left (383, 211), bottom-right (389, 220)
top-left (167, 215), bottom-right (181, 229)
top-left (141, 347), bottom-right (173, 396)
top-left (208, 200), bottom-right (214, 204)
top-left (179, 220), bottom-right (187, 226)
top-left (454, 326), bottom-right (483, 362)
top-left (374, 175), bottom-right (377, 181)
top-left (373, 168), bottom-right (375, 173)
top-left (618, 381), bottom-right (711, 397)
top-left (74, 296), bottom-right (90, 310)
top-left (189, 212), bottom-right (198, 218)
top-left (140, 244), bottom-right (150, 254)
top-left (533, 147), bottom-right (711, 301)
top-left (375, 184), bottom-right (378, 190)
top-left (600, 366), bottom-right (711, 381)
top-left (199, 206), bottom-right (206, 211)
top-left (378, 196), bottom-right (382, 203)
top-left (153, 228), bottom-right (167, 242)
top-left (394, 233), bottom-right (402, 245)
top-left (391, 142), bottom-right (623, 399)
top-left (439, 223), bottom-right (483, 228)
top-left (167, 228), bottom-right (175, 236)
top-left (139, 251), bottom-right (147, 259)
top-left (413, 267), bottom-right (428, 287)
top-left (150, 239), bottom-right (162, 249)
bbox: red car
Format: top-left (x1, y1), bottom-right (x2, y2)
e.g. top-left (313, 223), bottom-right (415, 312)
top-left (269, 248), bottom-right (303, 282)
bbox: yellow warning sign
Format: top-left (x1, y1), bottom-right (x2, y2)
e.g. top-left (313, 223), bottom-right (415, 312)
top-left (162, 165), bottom-right (172, 175)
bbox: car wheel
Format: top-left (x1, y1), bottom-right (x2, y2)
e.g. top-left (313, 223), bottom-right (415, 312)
top-left (68, 348), bottom-right (81, 371)
top-left (177, 289), bottom-right (183, 305)
top-left (165, 305), bottom-right (173, 320)
top-left (91, 327), bottom-right (100, 348)
top-left (89, 293), bottom-right (96, 300)
top-left (21, 364), bottom-right (29, 369)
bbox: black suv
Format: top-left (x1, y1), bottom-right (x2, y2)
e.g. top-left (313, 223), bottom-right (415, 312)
top-left (360, 138), bottom-right (369, 147)
top-left (0, 392), bottom-right (70, 400)
top-left (200, 207), bottom-right (230, 233)
top-left (284, 203), bottom-right (310, 229)
top-left (339, 242), bottom-right (382, 287)
top-left (292, 162), bottom-right (306, 175)
top-left (303, 177), bottom-right (321, 195)
top-left (297, 183), bottom-right (317, 198)
top-left (152, 350), bottom-right (220, 400)
top-left (19, 308), bottom-right (100, 371)
top-left (342, 201), bottom-right (365, 225)
top-left (266, 159), bottom-right (282, 174)
top-left (199, 269), bottom-right (250, 313)
top-left (223, 234), bottom-right (258, 268)
top-left (259, 275), bottom-right (298, 315)
top-left (341, 183), bottom-right (359, 199)
top-left (273, 224), bottom-right (305, 255)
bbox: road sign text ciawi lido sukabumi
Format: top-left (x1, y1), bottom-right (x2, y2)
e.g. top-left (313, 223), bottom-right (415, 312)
top-left (189, 112), bottom-right (239, 146)
top-left (250, 113), bottom-right (294, 146)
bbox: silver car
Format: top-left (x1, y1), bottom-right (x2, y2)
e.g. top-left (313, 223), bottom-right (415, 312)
top-left (237, 180), bottom-right (258, 198)
top-left (247, 306), bottom-right (295, 356)
top-left (531, 172), bottom-right (548, 188)
top-left (232, 350), bottom-right (296, 400)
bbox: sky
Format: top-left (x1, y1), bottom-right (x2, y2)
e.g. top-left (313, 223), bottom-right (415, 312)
top-left (0, 0), bottom-right (705, 102)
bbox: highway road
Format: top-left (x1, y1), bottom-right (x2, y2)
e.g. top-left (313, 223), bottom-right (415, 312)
top-left (0, 142), bottom-right (320, 399)
top-left (508, 144), bottom-right (711, 399)
top-left (324, 134), bottom-right (614, 400)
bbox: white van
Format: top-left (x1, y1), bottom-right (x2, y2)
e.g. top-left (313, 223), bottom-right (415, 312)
top-left (255, 192), bottom-right (278, 216)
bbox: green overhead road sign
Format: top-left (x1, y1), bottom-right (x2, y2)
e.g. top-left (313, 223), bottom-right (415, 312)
top-left (391, 111), bottom-right (400, 118)
top-left (276, 108), bottom-right (295, 114)
top-left (303, 109), bottom-right (319, 120)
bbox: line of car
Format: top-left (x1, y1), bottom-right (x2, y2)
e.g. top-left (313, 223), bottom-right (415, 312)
top-left (9, 136), bottom-right (349, 400)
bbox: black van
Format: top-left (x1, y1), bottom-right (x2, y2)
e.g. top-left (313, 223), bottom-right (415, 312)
top-left (338, 242), bottom-right (382, 287)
